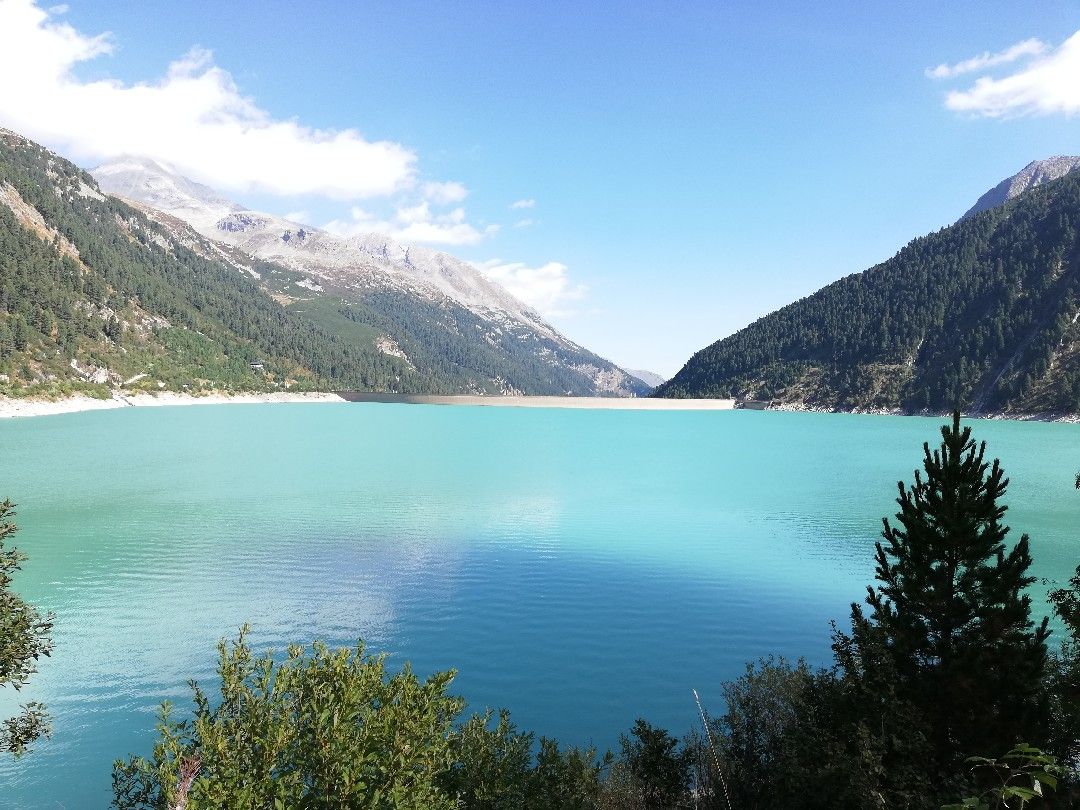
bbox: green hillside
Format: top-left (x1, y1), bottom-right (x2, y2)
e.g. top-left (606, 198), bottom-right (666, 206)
top-left (656, 169), bottom-right (1080, 413)
top-left (0, 130), bottom-right (644, 399)
top-left (250, 258), bottom-right (644, 397)
top-left (0, 130), bottom-right (425, 398)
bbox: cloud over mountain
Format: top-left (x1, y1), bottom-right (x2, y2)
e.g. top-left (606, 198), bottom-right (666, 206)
top-left (323, 203), bottom-right (498, 246)
top-left (931, 30), bottom-right (1080, 118)
top-left (474, 259), bottom-right (587, 317)
top-left (0, 0), bottom-right (418, 198)
top-left (0, 0), bottom-right (590, 310)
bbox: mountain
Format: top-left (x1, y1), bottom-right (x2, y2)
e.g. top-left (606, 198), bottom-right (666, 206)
top-left (625, 369), bottom-right (665, 388)
top-left (0, 128), bottom-right (644, 399)
top-left (963, 156), bottom-right (1080, 220)
top-left (92, 158), bottom-right (647, 397)
top-left (91, 155), bottom-right (243, 227)
top-left (0, 128), bottom-right (421, 397)
top-left (656, 161), bottom-right (1080, 414)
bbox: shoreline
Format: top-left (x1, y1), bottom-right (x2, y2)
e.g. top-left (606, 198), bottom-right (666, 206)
top-left (767, 401), bottom-right (1080, 424)
top-left (334, 392), bottom-right (737, 410)
top-left (2, 391), bottom-right (1078, 422)
top-left (0, 391), bottom-right (736, 419)
top-left (0, 391), bottom-right (347, 419)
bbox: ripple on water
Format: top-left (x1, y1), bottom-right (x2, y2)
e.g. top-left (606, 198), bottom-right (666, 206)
top-left (0, 406), bottom-right (1078, 808)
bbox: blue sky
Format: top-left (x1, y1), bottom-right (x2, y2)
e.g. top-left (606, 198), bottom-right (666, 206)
top-left (2, 1), bottom-right (1080, 375)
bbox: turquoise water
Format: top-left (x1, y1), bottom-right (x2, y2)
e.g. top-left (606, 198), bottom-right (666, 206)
top-left (1, 404), bottom-right (1079, 807)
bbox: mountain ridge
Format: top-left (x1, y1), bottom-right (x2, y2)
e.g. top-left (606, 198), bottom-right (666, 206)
top-left (0, 127), bottom-right (420, 397)
top-left (92, 156), bottom-right (646, 397)
top-left (0, 128), bottom-right (646, 398)
top-left (656, 160), bottom-right (1080, 414)
top-left (95, 159), bottom-right (555, 337)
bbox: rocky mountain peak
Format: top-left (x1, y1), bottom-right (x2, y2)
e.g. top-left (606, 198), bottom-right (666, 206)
top-left (91, 157), bottom-right (555, 333)
top-left (963, 156), bottom-right (1080, 219)
top-left (2, 129), bottom-right (648, 398)
top-left (93, 156), bottom-right (243, 229)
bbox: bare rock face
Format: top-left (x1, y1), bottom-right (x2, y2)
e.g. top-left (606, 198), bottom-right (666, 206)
top-left (963, 156), bottom-right (1080, 219)
top-left (91, 156), bottom-right (243, 228)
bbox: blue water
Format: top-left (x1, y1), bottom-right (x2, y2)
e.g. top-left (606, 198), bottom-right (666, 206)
top-left (1, 404), bottom-right (1078, 807)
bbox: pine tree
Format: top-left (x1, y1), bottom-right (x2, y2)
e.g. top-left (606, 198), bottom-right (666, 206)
top-left (853, 412), bottom-right (1050, 776)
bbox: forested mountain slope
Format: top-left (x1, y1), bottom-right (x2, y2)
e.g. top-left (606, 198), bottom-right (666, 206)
top-left (657, 166), bottom-right (1080, 413)
top-left (93, 156), bottom-right (647, 397)
top-left (0, 128), bottom-right (425, 397)
top-left (0, 130), bottom-right (645, 397)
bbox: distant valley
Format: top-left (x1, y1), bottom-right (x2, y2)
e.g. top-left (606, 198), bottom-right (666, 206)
top-left (624, 368), bottom-right (666, 389)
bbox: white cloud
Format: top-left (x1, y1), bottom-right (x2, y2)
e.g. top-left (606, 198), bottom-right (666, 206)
top-left (422, 181), bottom-right (468, 205)
top-left (324, 202), bottom-right (498, 246)
top-left (474, 259), bottom-right (587, 316)
top-left (935, 30), bottom-right (1080, 118)
top-left (0, 0), bottom-right (419, 199)
top-left (396, 201), bottom-right (435, 225)
top-left (926, 37), bottom-right (1047, 79)
top-left (513, 218), bottom-right (535, 229)
top-left (509, 198), bottom-right (535, 209)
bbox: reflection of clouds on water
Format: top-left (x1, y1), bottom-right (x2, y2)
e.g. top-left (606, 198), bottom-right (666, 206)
top-left (16, 489), bottom-right (569, 717)
top-left (473, 494), bottom-right (563, 545)
top-left (0, 518), bottom-right (470, 802)
top-left (3, 532), bottom-right (395, 697)
top-left (0, 484), bottom-right (570, 789)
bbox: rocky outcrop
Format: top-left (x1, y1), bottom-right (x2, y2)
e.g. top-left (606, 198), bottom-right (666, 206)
top-left (963, 156), bottom-right (1080, 219)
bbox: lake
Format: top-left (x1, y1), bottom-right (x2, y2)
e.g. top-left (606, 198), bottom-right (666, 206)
top-left (1, 404), bottom-right (1078, 807)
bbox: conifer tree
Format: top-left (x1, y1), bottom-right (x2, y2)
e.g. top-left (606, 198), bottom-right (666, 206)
top-left (853, 412), bottom-right (1050, 775)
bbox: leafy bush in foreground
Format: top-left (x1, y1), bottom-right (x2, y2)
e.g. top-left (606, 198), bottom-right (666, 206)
top-left (0, 499), bottom-right (53, 758)
top-left (112, 628), bottom-right (610, 809)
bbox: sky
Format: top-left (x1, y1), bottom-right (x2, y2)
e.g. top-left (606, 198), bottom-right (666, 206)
top-left (1, 1), bottom-right (1080, 376)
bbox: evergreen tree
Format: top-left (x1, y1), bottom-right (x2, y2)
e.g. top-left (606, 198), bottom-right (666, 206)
top-left (1044, 479), bottom-right (1080, 787)
top-left (0, 500), bottom-right (54, 757)
top-left (853, 412), bottom-right (1050, 778)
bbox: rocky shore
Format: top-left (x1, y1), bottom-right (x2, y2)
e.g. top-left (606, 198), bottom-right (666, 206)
top-left (767, 400), bottom-right (1080, 423)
